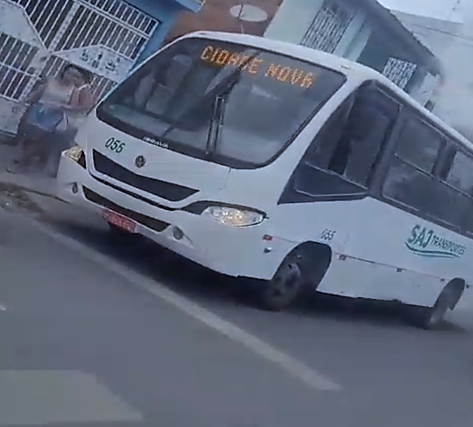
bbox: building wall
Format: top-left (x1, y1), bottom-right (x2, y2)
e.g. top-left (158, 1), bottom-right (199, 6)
top-left (167, 0), bottom-right (283, 42)
top-left (391, 10), bottom-right (473, 130)
top-left (264, 0), bottom-right (439, 104)
top-left (264, 0), bottom-right (428, 72)
top-left (128, 0), bottom-right (183, 63)
top-left (128, 0), bottom-right (203, 62)
top-left (266, 0), bottom-right (400, 79)
top-left (393, 11), bottom-right (461, 55)
top-left (435, 35), bottom-right (473, 130)
top-left (265, 0), bottom-right (325, 44)
top-left (265, 0), bottom-right (376, 60)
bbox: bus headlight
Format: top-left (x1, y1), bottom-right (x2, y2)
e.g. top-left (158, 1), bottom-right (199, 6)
top-left (64, 145), bottom-right (84, 162)
top-left (202, 206), bottom-right (264, 227)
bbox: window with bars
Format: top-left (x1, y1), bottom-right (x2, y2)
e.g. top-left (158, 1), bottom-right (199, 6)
top-left (382, 57), bottom-right (417, 89)
top-left (301, 0), bottom-right (355, 54)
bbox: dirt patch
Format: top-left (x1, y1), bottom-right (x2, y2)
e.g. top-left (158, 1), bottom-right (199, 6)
top-left (0, 183), bottom-right (44, 215)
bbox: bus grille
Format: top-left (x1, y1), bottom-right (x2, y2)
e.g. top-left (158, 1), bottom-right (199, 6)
top-left (83, 187), bottom-right (170, 233)
top-left (92, 150), bottom-right (198, 202)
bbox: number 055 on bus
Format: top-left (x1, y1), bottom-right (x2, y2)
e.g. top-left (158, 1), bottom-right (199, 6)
top-left (57, 31), bottom-right (472, 329)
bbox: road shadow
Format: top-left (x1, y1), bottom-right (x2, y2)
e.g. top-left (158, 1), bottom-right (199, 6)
top-left (48, 220), bottom-right (468, 334)
top-left (293, 294), bottom-right (466, 333)
top-left (48, 220), bottom-right (241, 304)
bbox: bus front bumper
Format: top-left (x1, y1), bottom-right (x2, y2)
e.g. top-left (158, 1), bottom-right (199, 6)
top-left (56, 153), bottom-right (292, 280)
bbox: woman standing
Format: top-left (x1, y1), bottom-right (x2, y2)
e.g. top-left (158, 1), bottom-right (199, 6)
top-left (8, 64), bottom-right (89, 174)
top-left (46, 68), bottom-right (95, 177)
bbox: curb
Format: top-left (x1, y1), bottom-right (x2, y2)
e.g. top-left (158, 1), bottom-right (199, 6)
top-left (0, 139), bottom-right (16, 147)
top-left (0, 181), bottom-right (66, 203)
top-left (0, 133), bottom-right (15, 146)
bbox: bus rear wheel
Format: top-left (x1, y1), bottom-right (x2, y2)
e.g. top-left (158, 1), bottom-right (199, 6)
top-left (257, 258), bottom-right (304, 312)
top-left (413, 282), bottom-right (464, 330)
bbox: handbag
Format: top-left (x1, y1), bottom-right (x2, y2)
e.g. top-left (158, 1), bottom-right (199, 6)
top-left (23, 102), bottom-right (66, 133)
top-left (56, 113), bottom-right (69, 132)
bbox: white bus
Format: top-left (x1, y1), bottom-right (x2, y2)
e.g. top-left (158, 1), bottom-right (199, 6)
top-left (57, 31), bottom-right (472, 329)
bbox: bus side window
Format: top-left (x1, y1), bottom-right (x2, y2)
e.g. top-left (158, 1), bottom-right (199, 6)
top-left (331, 87), bottom-right (397, 186)
top-left (342, 95), bottom-right (397, 186)
top-left (301, 86), bottom-right (398, 192)
top-left (383, 116), bottom-right (444, 220)
top-left (442, 146), bottom-right (473, 233)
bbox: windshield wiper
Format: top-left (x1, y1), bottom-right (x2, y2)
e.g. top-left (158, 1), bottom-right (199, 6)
top-left (205, 94), bottom-right (226, 156)
top-left (158, 53), bottom-right (258, 141)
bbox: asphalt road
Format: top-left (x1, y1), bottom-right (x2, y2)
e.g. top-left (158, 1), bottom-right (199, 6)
top-left (1, 198), bottom-right (473, 427)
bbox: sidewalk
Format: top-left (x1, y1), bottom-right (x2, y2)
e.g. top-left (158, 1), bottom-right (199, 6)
top-left (0, 171), bottom-right (56, 199)
top-left (0, 139), bottom-right (57, 200)
top-left (0, 131), bottom-right (14, 146)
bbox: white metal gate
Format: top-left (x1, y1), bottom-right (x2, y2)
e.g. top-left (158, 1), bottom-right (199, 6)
top-left (0, 0), bottom-right (159, 133)
top-left (301, 0), bottom-right (355, 54)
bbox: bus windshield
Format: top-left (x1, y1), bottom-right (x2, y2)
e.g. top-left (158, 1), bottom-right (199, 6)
top-left (97, 38), bottom-right (346, 168)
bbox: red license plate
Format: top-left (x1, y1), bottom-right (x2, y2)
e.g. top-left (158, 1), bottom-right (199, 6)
top-left (102, 209), bottom-right (137, 233)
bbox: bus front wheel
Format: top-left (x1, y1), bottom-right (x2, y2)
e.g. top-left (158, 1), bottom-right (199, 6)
top-left (257, 258), bottom-right (304, 311)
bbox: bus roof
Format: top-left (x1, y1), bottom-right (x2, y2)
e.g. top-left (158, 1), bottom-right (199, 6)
top-left (173, 31), bottom-right (473, 153)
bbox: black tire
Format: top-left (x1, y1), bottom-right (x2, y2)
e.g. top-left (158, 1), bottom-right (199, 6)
top-left (257, 258), bottom-right (304, 312)
top-left (413, 284), bottom-right (462, 330)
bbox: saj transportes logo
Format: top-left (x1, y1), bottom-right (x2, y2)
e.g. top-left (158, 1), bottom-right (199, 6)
top-left (406, 225), bottom-right (466, 259)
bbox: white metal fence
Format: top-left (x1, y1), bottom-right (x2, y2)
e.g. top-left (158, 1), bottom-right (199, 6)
top-left (0, 0), bottom-right (159, 133)
top-left (0, 31), bottom-right (38, 101)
